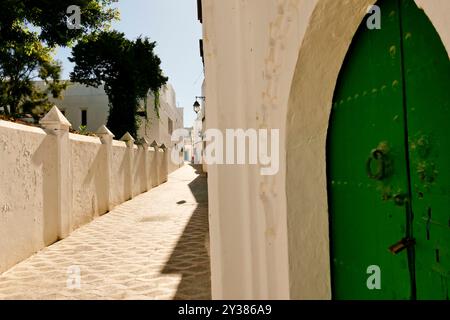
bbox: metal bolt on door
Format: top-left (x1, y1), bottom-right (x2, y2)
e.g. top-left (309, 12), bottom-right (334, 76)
top-left (327, 0), bottom-right (450, 300)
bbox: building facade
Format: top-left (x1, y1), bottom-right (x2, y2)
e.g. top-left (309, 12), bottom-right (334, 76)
top-left (192, 111), bottom-right (204, 165)
top-left (137, 84), bottom-right (184, 148)
top-left (37, 82), bottom-right (184, 147)
top-left (199, 0), bottom-right (450, 299)
top-left (182, 127), bottom-right (194, 162)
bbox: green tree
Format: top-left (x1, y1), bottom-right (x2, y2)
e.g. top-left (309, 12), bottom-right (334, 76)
top-left (69, 31), bottom-right (168, 138)
top-left (0, 0), bottom-right (118, 118)
top-left (0, 30), bottom-right (67, 118)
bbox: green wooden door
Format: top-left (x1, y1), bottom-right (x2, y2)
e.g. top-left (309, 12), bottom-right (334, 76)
top-left (327, 0), bottom-right (450, 300)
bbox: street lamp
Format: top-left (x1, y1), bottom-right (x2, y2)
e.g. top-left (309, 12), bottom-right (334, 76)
top-left (193, 96), bottom-right (205, 114)
top-left (193, 101), bottom-right (201, 114)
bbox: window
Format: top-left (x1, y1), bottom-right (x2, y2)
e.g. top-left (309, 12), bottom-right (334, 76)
top-left (81, 110), bottom-right (87, 126)
top-left (168, 118), bottom-right (173, 135)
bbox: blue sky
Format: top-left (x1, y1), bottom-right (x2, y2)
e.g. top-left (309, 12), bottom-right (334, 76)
top-left (55, 0), bottom-right (203, 128)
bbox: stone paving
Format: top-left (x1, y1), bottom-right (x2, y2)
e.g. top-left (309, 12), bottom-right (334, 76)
top-left (0, 165), bottom-right (211, 300)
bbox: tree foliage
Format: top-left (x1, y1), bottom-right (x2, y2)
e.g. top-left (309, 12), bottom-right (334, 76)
top-left (69, 31), bottom-right (168, 138)
top-left (0, 29), bottom-right (67, 118)
top-left (0, 0), bottom-right (118, 118)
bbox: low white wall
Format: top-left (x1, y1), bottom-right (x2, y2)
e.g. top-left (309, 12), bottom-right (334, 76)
top-left (157, 150), bottom-right (168, 185)
top-left (149, 148), bottom-right (159, 188)
top-left (167, 147), bottom-right (183, 175)
top-left (0, 119), bottom-right (177, 274)
top-left (111, 141), bottom-right (130, 206)
top-left (133, 146), bottom-right (146, 196)
top-left (0, 121), bottom-right (59, 273)
top-left (70, 134), bottom-right (109, 229)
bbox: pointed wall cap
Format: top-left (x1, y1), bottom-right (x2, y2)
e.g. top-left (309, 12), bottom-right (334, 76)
top-left (120, 132), bottom-right (135, 142)
top-left (120, 132), bottom-right (135, 147)
top-left (39, 105), bottom-right (71, 130)
top-left (137, 137), bottom-right (150, 146)
top-left (96, 125), bottom-right (115, 138)
top-left (150, 140), bottom-right (159, 148)
top-left (96, 125), bottom-right (114, 144)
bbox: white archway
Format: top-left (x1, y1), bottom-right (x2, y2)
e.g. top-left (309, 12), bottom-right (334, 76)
top-left (285, 0), bottom-right (449, 299)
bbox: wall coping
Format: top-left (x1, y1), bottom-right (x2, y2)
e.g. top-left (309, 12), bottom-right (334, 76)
top-left (69, 133), bottom-right (102, 144)
top-left (0, 120), bottom-right (46, 135)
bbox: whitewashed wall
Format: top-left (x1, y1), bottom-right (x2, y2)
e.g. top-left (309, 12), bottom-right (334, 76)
top-left (202, 0), bottom-right (450, 300)
top-left (137, 83), bottom-right (185, 148)
top-left (167, 148), bottom-right (184, 176)
top-left (111, 141), bottom-right (131, 206)
top-left (0, 108), bottom-right (180, 274)
top-left (0, 121), bottom-right (59, 274)
top-left (71, 135), bottom-right (108, 229)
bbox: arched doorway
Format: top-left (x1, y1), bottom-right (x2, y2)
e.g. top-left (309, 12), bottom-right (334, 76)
top-left (327, 0), bottom-right (450, 300)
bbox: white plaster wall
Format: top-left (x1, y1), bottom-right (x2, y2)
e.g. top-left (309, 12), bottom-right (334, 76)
top-left (167, 147), bottom-right (182, 174)
top-left (111, 141), bottom-right (130, 206)
top-left (202, 0), bottom-right (450, 299)
top-left (133, 146), bottom-right (147, 196)
top-left (192, 118), bottom-right (203, 165)
top-left (139, 100), bottom-right (160, 144)
top-left (184, 144), bottom-right (193, 162)
top-left (202, 0), bottom-right (295, 299)
top-left (0, 119), bottom-right (175, 273)
top-left (415, 0), bottom-right (450, 57)
top-left (201, 81), bottom-right (208, 173)
top-left (147, 149), bottom-right (156, 187)
top-left (157, 150), bottom-right (168, 185)
top-left (0, 121), bottom-right (59, 273)
top-left (70, 134), bottom-right (109, 229)
top-left (149, 148), bottom-right (159, 188)
top-left (138, 84), bottom-right (185, 147)
top-left (138, 89), bottom-right (184, 177)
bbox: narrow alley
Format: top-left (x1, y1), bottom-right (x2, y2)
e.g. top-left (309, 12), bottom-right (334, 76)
top-left (0, 165), bottom-right (210, 300)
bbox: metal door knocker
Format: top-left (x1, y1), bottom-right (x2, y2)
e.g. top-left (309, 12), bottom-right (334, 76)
top-left (366, 148), bottom-right (386, 180)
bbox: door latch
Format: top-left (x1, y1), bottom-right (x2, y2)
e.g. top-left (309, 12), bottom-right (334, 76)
top-left (389, 237), bottom-right (416, 255)
top-left (366, 148), bottom-right (386, 180)
top-left (366, 142), bottom-right (391, 181)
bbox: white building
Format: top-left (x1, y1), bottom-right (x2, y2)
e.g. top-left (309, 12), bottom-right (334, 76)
top-left (192, 112), bottom-right (203, 164)
top-left (182, 127), bottom-right (193, 162)
top-left (200, 81), bottom-right (207, 173)
top-left (137, 84), bottom-right (184, 148)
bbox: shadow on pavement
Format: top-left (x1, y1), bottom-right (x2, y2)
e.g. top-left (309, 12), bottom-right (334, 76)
top-left (161, 165), bottom-right (211, 300)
